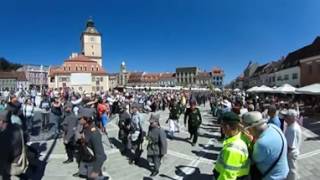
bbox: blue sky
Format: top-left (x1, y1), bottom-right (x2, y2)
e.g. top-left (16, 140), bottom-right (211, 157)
top-left (1, 0), bottom-right (320, 83)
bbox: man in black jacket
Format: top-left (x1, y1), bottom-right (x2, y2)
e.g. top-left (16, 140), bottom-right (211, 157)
top-left (61, 103), bottom-right (78, 164)
top-left (118, 103), bottom-right (131, 155)
top-left (78, 109), bottom-right (107, 180)
top-left (147, 114), bottom-right (167, 177)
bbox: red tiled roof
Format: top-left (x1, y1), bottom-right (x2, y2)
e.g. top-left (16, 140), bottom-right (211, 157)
top-left (0, 71), bottom-right (27, 81)
top-left (49, 54), bottom-right (107, 76)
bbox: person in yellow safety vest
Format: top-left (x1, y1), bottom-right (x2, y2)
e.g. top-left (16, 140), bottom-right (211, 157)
top-left (213, 111), bottom-right (250, 180)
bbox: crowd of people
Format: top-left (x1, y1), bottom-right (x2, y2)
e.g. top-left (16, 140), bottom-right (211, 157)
top-left (0, 87), bottom-right (307, 180)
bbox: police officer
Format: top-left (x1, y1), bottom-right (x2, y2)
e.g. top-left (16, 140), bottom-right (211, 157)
top-left (61, 102), bottom-right (78, 164)
top-left (147, 114), bottom-right (167, 177)
top-left (213, 112), bottom-right (250, 180)
top-left (78, 109), bottom-right (107, 180)
top-left (118, 103), bottom-right (131, 155)
top-left (184, 99), bottom-right (202, 146)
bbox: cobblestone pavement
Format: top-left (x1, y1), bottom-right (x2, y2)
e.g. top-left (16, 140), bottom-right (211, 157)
top-left (24, 106), bottom-right (320, 180)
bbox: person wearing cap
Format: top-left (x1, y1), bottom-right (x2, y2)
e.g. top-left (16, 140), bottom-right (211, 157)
top-left (118, 103), bottom-right (131, 155)
top-left (127, 103), bottom-right (144, 164)
top-left (147, 114), bottom-right (167, 177)
top-left (283, 109), bottom-right (301, 180)
top-left (76, 112), bottom-right (107, 179)
top-left (267, 105), bottom-right (281, 129)
top-left (242, 111), bottom-right (289, 180)
top-left (167, 98), bottom-right (182, 138)
top-left (184, 99), bottom-right (202, 146)
top-left (213, 112), bottom-right (250, 180)
top-left (61, 103), bottom-right (78, 164)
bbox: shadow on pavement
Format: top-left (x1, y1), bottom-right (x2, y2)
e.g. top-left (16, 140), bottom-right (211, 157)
top-left (191, 150), bottom-right (219, 161)
top-left (159, 166), bottom-right (212, 180)
top-left (302, 116), bottom-right (320, 138)
top-left (198, 132), bottom-right (220, 139)
top-left (164, 130), bottom-right (192, 145)
top-left (199, 144), bottom-right (222, 152)
top-left (27, 135), bottom-right (58, 180)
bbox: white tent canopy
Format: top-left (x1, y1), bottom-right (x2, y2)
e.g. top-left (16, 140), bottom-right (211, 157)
top-left (214, 88), bottom-right (222, 92)
top-left (233, 88), bottom-right (240, 92)
top-left (254, 85), bottom-right (274, 93)
top-left (247, 86), bottom-right (258, 92)
top-left (273, 84), bottom-right (296, 94)
top-left (296, 83), bottom-right (320, 95)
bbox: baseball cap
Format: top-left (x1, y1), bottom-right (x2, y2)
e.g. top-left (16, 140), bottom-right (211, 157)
top-left (222, 112), bottom-right (240, 123)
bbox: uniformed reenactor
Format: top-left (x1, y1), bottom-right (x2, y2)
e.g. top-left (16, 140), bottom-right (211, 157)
top-left (184, 99), bottom-right (202, 146)
top-left (147, 114), bottom-right (167, 177)
top-left (213, 112), bottom-right (250, 180)
top-left (118, 103), bottom-right (131, 155)
top-left (167, 98), bottom-right (181, 138)
top-left (77, 109), bottom-right (107, 180)
top-left (61, 102), bottom-right (78, 164)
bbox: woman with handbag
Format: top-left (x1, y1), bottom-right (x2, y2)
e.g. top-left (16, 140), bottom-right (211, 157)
top-left (0, 110), bottom-right (29, 180)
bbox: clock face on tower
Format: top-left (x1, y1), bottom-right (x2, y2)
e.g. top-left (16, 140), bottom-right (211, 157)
top-left (90, 37), bottom-right (95, 42)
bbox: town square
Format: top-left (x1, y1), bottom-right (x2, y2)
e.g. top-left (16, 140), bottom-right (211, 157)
top-left (1, 1), bottom-right (320, 180)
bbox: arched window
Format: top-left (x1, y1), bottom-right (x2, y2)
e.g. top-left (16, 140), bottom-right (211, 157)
top-left (76, 66), bottom-right (78, 71)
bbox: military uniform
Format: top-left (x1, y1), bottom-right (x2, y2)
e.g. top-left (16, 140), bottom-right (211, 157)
top-left (79, 125), bottom-right (107, 179)
top-left (118, 108), bottom-right (131, 155)
top-left (147, 114), bottom-right (168, 176)
top-left (62, 109), bottom-right (78, 163)
top-left (184, 107), bottom-right (202, 145)
top-left (168, 102), bottom-right (181, 137)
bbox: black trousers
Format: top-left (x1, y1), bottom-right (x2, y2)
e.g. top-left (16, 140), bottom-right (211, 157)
top-left (128, 141), bottom-right (142, 162)
top-left (148, 155), bottom-right (161, 172)
top-left (64, 142), bottom-right (75, 160)
top-left (189, 127), bottom-right (199, 144)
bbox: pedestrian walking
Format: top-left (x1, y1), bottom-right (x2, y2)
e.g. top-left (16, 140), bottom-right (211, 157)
top-left (167, 99), bottom-right (181, 138)
top-left (127, 103), bottom-right (144, 164)
top-left (147, 114), bottom-right (167, 177)
top-left (184, 99), bottom-right (202, 146)
top-left (282, 109), bottom-right (302, 180)
top-left (118, 103), bottom-right (131, 155)
top-left (61, 103), bottom-right (78, 164)
top-left (77, 110), bottom-right (107, 180)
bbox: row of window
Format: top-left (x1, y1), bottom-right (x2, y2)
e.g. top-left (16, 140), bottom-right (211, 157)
top-left (0, 79), bottom-right (16, 83)
top-left (276, 73), bottom-right (298, 81)
top-left (28, 73), bottom-right (47, 78)
top-left (92, 77), bottom-right (103, 82)
top-left (63, 66), bottom-right (99, 72)
top-left (212, 76), bottom-right (223, 80)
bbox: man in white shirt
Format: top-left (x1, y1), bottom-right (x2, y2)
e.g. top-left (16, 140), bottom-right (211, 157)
top-left (283, 109), bottom-right (302, 180)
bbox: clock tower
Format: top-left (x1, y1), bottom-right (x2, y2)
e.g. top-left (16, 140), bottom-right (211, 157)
top-left (81, 18), bottom-right (102, 66)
